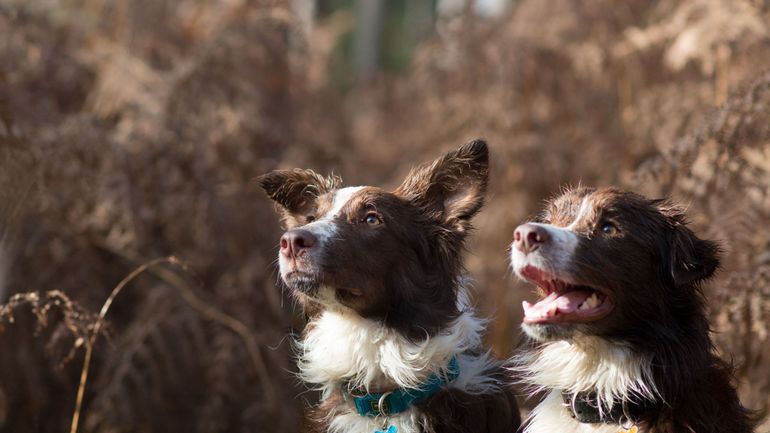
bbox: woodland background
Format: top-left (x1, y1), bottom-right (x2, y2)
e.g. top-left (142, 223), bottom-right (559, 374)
top-left (1, 0), bottom-right (769, 431)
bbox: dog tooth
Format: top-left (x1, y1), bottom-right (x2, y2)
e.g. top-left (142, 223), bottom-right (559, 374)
top-left (589, 293), bottom-right (600, 308)
top-left (579, 293), bottom-right (599, 310)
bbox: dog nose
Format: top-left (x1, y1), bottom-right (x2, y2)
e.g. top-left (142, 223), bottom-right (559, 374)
top-left (280, 229), bottom-right (317, 258)
top-left (514, 223), bottom-right (550, 253)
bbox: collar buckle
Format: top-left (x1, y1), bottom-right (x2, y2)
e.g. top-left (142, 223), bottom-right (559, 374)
top-left (344, 356), bottom-right (460, 418)
top-left (371, 392), bottom-right (392, 416)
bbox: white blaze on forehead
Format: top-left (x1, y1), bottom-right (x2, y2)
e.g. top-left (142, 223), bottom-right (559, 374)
top-left (566, 195), bottom-right (592, 230)
top-left (324, 186), bottom-right (365, 220)
top-left (302, 186), bottom-right (365, 243)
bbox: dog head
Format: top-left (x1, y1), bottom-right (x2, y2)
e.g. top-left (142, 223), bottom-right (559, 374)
top-left (260, 140), bottom-right (489, 339)
top-left (510, 187), bottom-right (720, 342)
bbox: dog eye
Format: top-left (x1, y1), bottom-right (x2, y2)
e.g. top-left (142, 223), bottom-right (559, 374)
top-left (364, 213), bottom-right (381, 226)
top-left (600, 222), bottom-right (619, 235)
top-left (306, 215), bottom-right (316, 223)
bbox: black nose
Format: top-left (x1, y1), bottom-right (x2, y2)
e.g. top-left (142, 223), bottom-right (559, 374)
top-left (514, 223), bottom-right (550, 254)
top-left (280, 229), bottom-right (317, 258)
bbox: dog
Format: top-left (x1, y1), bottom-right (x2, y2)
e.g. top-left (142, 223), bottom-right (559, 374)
top-left (259, 140), bottom-right (520, 433)
top-left (508, 187), bottom-right (755, 433)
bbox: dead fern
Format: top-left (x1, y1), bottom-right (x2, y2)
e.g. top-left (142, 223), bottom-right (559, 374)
top-left (2, 0), bottom-right (770, 430)
top-left (0, 290), bottom-right (95, 358)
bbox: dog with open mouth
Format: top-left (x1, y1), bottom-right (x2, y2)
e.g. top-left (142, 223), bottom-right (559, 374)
top-left (259, 140), bottom-right (520, 433)
top-left (509, 187), bottom-right (755, 433)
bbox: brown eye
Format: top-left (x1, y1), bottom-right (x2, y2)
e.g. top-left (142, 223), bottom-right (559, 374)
top-left (600, 221), bottom-right (619, 235)
top-left (364, 212), bottom-right (381, 226)
top-left (306, 215), bottom-right (316, 223)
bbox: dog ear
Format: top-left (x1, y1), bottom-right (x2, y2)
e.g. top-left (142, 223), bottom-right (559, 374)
top-left (657, 201), bottom-right (720, 287)
top-left (395, 139), bottom-right (489, 233)
top-left (258, 169), bottom-right (341, 216)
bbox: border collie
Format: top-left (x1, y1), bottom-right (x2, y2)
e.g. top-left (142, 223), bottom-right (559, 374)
top-left (259, 141), bottom-right (520, 433)
top-left (509, 187), bottom-right (755, 433)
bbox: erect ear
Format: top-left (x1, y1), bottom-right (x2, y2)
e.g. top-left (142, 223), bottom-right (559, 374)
top-left (657, 201), bottom-right (721, 287)
top-left (258, 169), bottom-right (341, 216)
top-left (395, 139), bottom-right (489, 233)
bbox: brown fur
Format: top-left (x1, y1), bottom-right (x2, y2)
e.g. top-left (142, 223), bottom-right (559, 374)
top-left (520, 187), bottom-right (756, 433)
top-left (258, 141), bottom-right (493, 338)
top-left (260, 140), bottom-right (521, 433)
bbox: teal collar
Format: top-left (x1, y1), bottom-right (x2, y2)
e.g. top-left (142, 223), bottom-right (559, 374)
top-left (342, 356), bottom-right (460, 417)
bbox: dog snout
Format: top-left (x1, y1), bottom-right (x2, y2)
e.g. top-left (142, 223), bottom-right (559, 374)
top-left (280, 229), bottom-right (317, 258)
top-left (514, 223), bottom-right (550, 254)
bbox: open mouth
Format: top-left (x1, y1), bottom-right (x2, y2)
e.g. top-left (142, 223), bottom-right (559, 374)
top-left (520, 265), bottom-right (613, 324)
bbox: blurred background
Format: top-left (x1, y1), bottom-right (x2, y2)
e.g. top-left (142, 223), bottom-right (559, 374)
top-left (1, 0), bottom-right (770, 431)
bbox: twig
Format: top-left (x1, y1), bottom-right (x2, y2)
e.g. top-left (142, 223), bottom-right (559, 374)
top-left (94, 241), bottom-right (276, 398)
top-left (70, 257), bottom-right (175, 433)
top-left (68, 249), bottom-right (278, 433)
top-left (157, 257), bottom-right (276, 401)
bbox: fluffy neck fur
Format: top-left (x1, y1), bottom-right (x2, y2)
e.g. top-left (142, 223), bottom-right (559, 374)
top-left (524, 390), bottom-right (642, 433)
top-left (512, 331), bottom-right (755, 433)
top-left (298, 288), bottom-right (501, 433)
top-left (512, 336), bottom-right (658, 410)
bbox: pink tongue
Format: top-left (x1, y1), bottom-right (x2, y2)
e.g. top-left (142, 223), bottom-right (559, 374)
top-left (522, 291), bottom-right (591, 321)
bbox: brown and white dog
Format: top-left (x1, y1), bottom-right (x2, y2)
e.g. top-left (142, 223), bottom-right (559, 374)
top-left (259, 141), bottom-right (520, 433)
top-left (509, 187), bottom-right (755, 433)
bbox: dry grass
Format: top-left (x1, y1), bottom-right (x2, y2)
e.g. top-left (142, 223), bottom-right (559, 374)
top-left (0, 0), bottom-right (769, 431)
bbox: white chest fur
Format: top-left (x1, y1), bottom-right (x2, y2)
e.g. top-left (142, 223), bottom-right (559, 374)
top-left (525, 390), bottom-right (644, 433)
top-left (513, 336), bottom-right (656, 433)
top-left (298, 291), bottom-right (500, 433)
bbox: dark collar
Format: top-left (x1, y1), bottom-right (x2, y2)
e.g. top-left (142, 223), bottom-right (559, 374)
top-left (562, 391), bottom-right (650, 424)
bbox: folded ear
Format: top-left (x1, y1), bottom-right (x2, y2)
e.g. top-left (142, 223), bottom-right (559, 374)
top-left (671, 231), bottom-right (720, 286)
top-left (657, 201), bottom-right (720, 287)
top-left (258, 169), bottom-right (341, 216)
top-left (395, 139), bottom-right (489, 233)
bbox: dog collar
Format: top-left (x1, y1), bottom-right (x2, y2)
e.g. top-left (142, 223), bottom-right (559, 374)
top-left (562, 391), bottom-right (648, 425)
top-left (342, 356), bottom-right (460, 417)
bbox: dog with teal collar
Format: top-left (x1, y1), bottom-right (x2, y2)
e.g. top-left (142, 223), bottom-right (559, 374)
top-left (260, 141), bottom-right (521, 433)
top-left (347, 357), bottom-right (459, 433)
top-left (343, 357), bottom-right (460, 419)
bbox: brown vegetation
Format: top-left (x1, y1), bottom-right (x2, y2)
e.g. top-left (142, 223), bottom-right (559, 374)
top-left (0, 0), bottom-right (768, 431)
